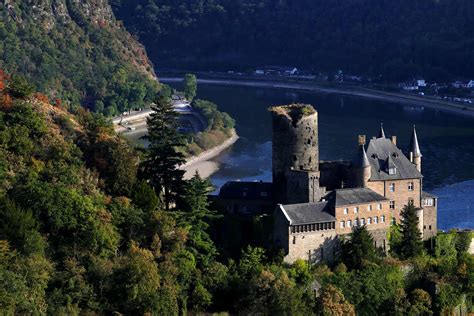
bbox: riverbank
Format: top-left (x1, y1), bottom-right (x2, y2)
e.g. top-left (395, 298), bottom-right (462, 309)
top-left (180, 129), bottom-right (239, 179)
top-left (161, 77), bottom-right (474, 118)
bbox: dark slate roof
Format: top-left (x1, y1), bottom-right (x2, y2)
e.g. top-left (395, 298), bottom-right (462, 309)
top-left (408, 126), bottom-right (423, 158)
top-left (280, 202), bottom-right (335, 225)
top-left (326, 188), bottom-right (388, 207)
top-left (353, 145), bottom-right (370, 168)
top-left (366, 137), bottom-right (422, 180)
top-left (219, 181), bottom-right (273, 200)
top-left (422, 191), bottom-right (437, 199)
top-left (378, 123), bottom-right (386, 139)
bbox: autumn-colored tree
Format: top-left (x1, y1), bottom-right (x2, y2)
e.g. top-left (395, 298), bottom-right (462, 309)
top-left (34, 93), bottom-right (50, 104)
top-left (315, 284), bottom-right (356, 316)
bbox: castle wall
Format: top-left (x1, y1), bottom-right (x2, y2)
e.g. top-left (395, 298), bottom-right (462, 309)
top-left (367, 179), bottom-right (422, 224)
top-left (422, 205), bottom-right (437, 240)
top-left (335, 201), bottom-right (391, 235)
top-left (285, 227), bottom-right (338, 264)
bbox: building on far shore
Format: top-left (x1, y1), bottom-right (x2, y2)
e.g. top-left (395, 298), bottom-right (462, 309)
top-left (215, 104), bottom-right (438, 264)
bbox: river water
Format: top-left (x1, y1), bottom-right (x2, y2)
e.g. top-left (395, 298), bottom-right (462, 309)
top-left (167, 83), bottom-right (474, 230)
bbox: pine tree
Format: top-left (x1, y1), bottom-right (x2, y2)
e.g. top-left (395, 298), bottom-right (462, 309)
top-left (399, 203), bottom-right (423, 259)
top-left (140, 94), bottom-right (185, 210)
top-left (342, 225), bottom-right (379, 270)
top-left (177, 172), bottom-right (220, 266)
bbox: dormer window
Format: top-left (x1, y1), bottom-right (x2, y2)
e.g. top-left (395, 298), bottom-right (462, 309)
top-left (388, 167), bottom-right (396, 175)
top-left (371, 154), bottom-right (378, 159)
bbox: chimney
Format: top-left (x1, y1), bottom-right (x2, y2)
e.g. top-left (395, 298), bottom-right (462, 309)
top-left (358, 135), bottom-right (366, 146)
top-left (391, 136), bottom-right (397, 146)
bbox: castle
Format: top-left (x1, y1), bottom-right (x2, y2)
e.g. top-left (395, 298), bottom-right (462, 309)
top-left (216, 104), bottom-right (437, 264)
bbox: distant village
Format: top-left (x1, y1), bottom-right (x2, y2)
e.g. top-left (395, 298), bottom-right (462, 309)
top-left (221, 66), bottom-right (474, 106)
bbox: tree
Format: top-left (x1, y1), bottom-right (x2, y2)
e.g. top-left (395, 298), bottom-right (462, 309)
top-left (177, 172), bottom-right (220, 265)
top-left (139, 94), bottom-right (186, 210)
top-left (408, 289), bottom-right (432, 316)
top-left (341, 225), bottom-right (379, 270)
top-left (399, 203), bottom-right (423, 259)
top-left (7, 75), bottom-right (34, 98)
top-left (183, 74), bottom-right (197, 101)
top-left (315, 284), bottom-right (355, 316)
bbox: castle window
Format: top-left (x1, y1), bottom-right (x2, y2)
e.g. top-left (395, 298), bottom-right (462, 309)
top-left (423, 225), bottom-right (426, 230)
top-left (354, 207), bottom-right (359, 214)
top-left (340, 221), bottom-right (345, 228)
top-left (429, 225), bottom-right (432, 230)
top-left (389, 167), bottom-right (397, 175)
top-left (360, 218), bottom-right (365, 225)
top-left (368, 205), bottom-right (372, 211)
top-left (377, 203), bottom-right (382, 210)
top-left (381, 215), bottom-right (386, 223)
top-left (391, 218), bottom-right (396, 225)
top-left (389, 183), bottom-right (395, 192)
top-left (293, 236), bottom-right (296, 244)
top-left (408, 182), bottom-right (414, 191)
top-left (354, 219), bottom-right (359, 227)
top-left (367, 217), bottom-right (372, 225)
top-left (343, 208), bottom-right (348, 215)
top-left (390, 201), bottom-right (395, 209)
top-left (347, 220), bottom-right (352, 227)
top-left (424, 198), bottom-right (434, 207)
top-left (408, 198), bottom-right (414, 205)
top-left (374, 216), bottom-right (379, 224)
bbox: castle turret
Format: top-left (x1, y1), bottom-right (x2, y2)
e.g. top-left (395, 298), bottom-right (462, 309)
top-left (378, 123), bottom-right (386, 139)
top-left (354, 135), bottom-right (371, 187)
top-left (270, 104), bottom-right (324, 204)
top-left (408, 125), bottom-right (422, 172)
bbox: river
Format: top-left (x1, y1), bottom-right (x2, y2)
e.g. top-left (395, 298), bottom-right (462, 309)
top-left (163, 83), bottom-right (474, 230)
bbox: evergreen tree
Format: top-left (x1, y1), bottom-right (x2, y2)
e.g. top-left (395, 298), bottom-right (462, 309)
top-left (177, 172), bottom-right (220, 265)
top-left (341, 225), bottom-right (379, 270)
top-left (183, 74), bottom-right (197, 101)
top-left (140, 94), bottom-right (185, 210)
top-left (399, 203), bottom-right (423, 259)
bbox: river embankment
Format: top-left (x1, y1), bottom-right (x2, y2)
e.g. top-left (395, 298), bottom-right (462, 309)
top-left (161, 77), bottom-right (474, 118)
top-left (180, 129), bottom-right (238, 179)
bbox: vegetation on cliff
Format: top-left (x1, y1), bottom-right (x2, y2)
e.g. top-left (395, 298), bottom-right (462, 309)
top-left (0, 0), bottom-right (159, 115)
top-left (112, 0), bottom-right (474, 81)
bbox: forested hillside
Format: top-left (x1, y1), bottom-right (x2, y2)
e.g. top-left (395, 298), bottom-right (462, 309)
top-left (1, 72), bottom-right (473, 314)
top-left (0, 0), bottom-right (159, 115)
top-left (111, 0), bottom-right (474, 81)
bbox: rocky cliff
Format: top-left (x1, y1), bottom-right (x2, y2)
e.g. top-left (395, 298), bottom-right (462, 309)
top-left (0, 0), bottom-right (158, 113)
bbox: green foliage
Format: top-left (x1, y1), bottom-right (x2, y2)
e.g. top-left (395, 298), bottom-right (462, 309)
top-left (183, 74), bottom-right (197, 101)
top-left (193, 99), bottom-right (235, 132)
top-left (341, 225), bottom-right (380, 270)
top-left (140, 94), bottom-right (186, 210)
top-left (315, 284), bottom-right (355, 316)
top-left (399, 203), bottom-right (423, 259)
top-left (0, 2), bottom-right (158, 112)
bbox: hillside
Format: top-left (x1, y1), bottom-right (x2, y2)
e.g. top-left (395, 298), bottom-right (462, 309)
top-left (0, 0), bottom-right (159, 115)
top-left (111, 0), bottom-right (474, 82)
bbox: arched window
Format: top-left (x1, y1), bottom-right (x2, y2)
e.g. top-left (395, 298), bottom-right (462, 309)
top-left (381, 215), bottom-right (386, 223)
top-left (367, 217), bottom-right (372, 225)
top-left (374, 216), bottom-right (379, 224)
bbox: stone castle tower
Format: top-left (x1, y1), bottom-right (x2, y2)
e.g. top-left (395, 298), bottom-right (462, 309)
top-left (270, 104), bottom-right (325, 204)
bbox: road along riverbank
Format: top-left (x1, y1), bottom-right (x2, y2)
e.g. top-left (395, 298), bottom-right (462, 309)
top-left (161, 77), bottom-right (474, 118)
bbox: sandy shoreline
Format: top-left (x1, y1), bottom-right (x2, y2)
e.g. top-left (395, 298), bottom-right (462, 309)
top-left (180, 129), bottom-right (239, 179)
top-left (161, 77), bottom-right (474, 118)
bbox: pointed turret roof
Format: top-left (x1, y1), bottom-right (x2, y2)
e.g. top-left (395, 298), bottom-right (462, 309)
top-left (354, 144), bottom-right (370, 168)
top-left (408, 125), bottom-right (422, 158)
top-left (378, 123), bottom-right (386, 139)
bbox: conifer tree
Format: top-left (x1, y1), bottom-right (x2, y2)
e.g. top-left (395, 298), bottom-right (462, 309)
top-left (342, 225), bottom-right (379, 270)
top-left (177, 172), bottom-right (220, 265)
top-left (399, 203), bottom-right (423, 259)
top-left (140, 94), bottom-right (185, 210)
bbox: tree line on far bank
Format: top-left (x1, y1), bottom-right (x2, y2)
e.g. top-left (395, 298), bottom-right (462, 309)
top-left (112, 0), bottom-right (474, 82)
top-left (0, 74), bottom-right (472, 314)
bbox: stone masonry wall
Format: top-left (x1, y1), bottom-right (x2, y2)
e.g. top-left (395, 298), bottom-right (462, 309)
top-left (285, 227), bottom-right (338, 264)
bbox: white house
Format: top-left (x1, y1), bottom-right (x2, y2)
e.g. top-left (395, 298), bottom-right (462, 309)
top-left (416, 79), bottom-right (427, 87)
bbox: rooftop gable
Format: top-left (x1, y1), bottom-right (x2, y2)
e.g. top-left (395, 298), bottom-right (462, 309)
top-left (279, 202), bottom-right (335, 225)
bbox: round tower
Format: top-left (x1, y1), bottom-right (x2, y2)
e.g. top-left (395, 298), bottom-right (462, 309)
top-left (270, 104), bottom-right (321, 204)
top-left (354, 141), bottom-right (371, 188)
